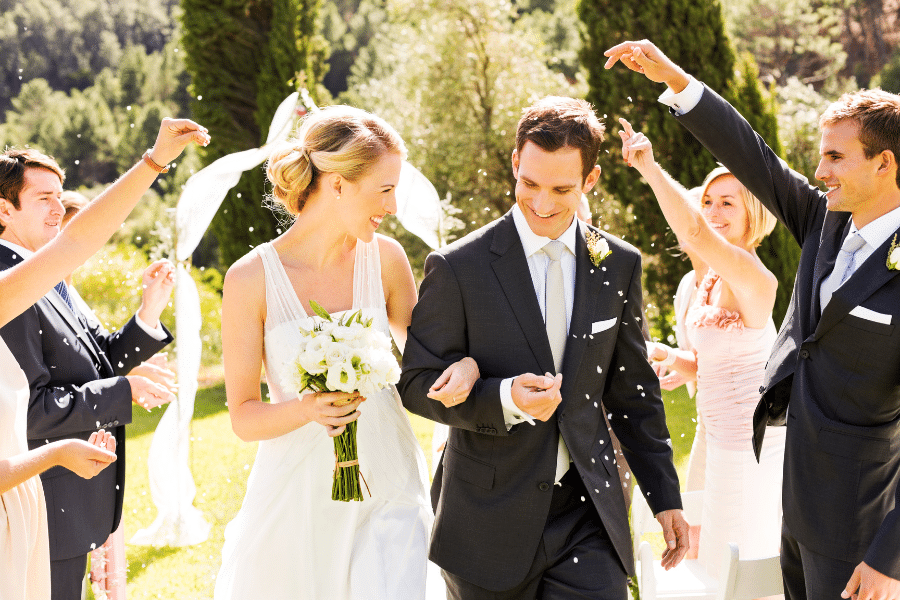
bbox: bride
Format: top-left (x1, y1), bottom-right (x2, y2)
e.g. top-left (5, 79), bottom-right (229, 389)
top-left (216, 106), bottom-right (476, 599)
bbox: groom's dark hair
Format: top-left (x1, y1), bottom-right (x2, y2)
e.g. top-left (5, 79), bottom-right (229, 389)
top-left (516, 97), bottom-right (605, 181)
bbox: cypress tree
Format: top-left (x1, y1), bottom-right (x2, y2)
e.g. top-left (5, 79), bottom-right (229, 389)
top-left (577, 0), bottom-right (798, 336)
top-left (181, 0), bottom-right (325, 267)
top-left (728, 53), bottom-right (799, 327)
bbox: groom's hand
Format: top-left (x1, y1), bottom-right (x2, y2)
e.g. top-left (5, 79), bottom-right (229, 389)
top-left (842, 561), bottom-right (900, 599)
top-left (655, 508), bottom-right (690, 570)
top-left (511, 373), bottom-right (562, 421)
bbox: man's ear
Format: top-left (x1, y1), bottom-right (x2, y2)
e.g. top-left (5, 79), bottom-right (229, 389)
top-left (582, 164), bottom-right (601, 193)
top-left (511, 149), bottom-right (519, 179)
top-left (878, 149), bottom-right (897, 178)
top-left (0, 196), bottom-right (14, 227)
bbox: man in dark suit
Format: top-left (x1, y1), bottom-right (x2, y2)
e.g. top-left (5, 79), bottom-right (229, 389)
top-left (399, 96), bottom-right (688, 599)
top-left (605, 40), bottom-right (900, 599)
top-left (0, 148), bottom-right (176, 599)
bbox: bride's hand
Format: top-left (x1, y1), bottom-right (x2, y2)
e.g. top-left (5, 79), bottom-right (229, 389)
top-left (618, 117), bottom-right (655, 172)
top-left (427, 357), bottom-right (480, 408)
top-left (299, 391), bottom-right (365, 437)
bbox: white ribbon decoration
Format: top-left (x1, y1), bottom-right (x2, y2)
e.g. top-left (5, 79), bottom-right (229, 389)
top-left (131, 93), bottom-right (300, 547)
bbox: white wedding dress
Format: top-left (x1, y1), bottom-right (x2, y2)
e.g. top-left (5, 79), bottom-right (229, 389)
top-left (215, 238), bottom-right (436, 600)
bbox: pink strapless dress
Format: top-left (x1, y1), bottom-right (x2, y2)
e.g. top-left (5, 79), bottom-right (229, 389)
top-left (685, 272), bottom-right (785, 581)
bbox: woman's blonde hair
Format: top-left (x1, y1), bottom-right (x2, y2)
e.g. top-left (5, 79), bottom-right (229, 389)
top-left (700, 167), bottom-right (776, 248)
top-left (266, 106), bottom-right (407, 215)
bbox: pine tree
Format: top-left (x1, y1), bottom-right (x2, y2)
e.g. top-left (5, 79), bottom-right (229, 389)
top-left (181, 0), bottom-right (325, 267)
top-left (578, 0), bottom-right (799, 335)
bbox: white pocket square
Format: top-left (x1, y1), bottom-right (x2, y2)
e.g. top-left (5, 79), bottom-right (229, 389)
top-left (849, 306), bottom-right (892, 325)
top-left (591, 318), bottom-right (617, 334)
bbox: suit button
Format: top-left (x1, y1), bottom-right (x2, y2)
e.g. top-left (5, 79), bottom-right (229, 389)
top-left (538, 482), bottom-right (550, 492)
top-left (113, 420), bottom-right (119, 426)
top-left (759, 386), bottom-right (765, 394)
top-left (799, 349), bottom-right (810, 359)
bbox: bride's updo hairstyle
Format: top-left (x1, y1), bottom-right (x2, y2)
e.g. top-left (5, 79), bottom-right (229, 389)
top-left (266, 106), bottom-right (407, 215)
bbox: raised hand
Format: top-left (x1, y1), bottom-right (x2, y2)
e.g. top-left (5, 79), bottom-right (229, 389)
top-left (137, 259), bottom-right (176, 326)
top-left (618, 118), bottom-right (656, 172)
top-left (428, 357), bottom-right (480, 408)
top-left (511, 373), bottom-right (563, 422)
top-left (148, 117), bottom-right (211, 167)
top-left (56, 430), bottom-right (117, 479)
top-left (299, 391), bottom-right (365, 437)
top-left (603, 40), bottom-right (690, 92)
top-left (127, 374), bottom-right (176, 411)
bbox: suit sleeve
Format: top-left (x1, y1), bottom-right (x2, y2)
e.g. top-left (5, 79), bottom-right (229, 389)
top-left (675, 84), bottom-right (826, 247)
top-left (602, 253), bottom-right (682, 515)
top-left (0, 305), bottom-right (134, 440)
top-left (90, 315), bottom-right (174, 376)
top-left (398, 251), bottom-right (508, 434)
top-left (865, 474), bottom-right (900, 578)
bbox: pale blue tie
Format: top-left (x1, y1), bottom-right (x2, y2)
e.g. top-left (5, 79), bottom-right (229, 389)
top-left (542, 241), bottom-right (571, 482)
top-left (820, 231), bottom-right (866, 312)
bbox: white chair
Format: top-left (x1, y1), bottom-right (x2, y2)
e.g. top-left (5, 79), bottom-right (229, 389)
top-left (715, 542), bottom-right (783, 600)
top-left (632, 486), bottom-right (717, 600)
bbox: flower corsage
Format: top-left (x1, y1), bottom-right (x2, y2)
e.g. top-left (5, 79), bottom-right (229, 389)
top-left (887, 234), bottom-right (900, 271)
top-left (586, 230), bottom-right (612, 267)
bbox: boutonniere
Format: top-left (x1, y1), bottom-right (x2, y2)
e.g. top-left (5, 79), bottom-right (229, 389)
top-left (888, 234), bottom-right (900, 271)
top-left (586, 230), bottom-right (612, 267)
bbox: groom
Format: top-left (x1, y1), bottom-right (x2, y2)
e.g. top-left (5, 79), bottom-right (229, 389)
top-left (604, 40), bottom-right (900, 599)
top-left (399, 96), bottom-right (687, 598)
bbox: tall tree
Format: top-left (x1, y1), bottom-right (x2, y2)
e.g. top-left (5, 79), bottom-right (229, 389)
top-left (181, 0), bottom-right (325, 267)
top-left (578, 0), bottom-right (798, 336)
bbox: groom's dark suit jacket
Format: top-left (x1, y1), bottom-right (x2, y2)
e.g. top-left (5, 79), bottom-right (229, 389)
top-left (676, 85), bottom-right (900, 579)
top-left (0, 244), bottom-right (172, 561)
top-left (399, 212), bottom-right (682, 590)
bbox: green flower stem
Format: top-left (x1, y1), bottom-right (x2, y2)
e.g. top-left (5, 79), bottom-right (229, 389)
top-left (332, 420), bottom-right (363, 501)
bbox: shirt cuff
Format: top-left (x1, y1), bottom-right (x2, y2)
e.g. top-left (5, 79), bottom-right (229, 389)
top-left (135, 313), bottom-right (167, 341)
top-left (658, 76), bottom-right (704, 115)
top-left (500, 377), bottom-right (536, 430)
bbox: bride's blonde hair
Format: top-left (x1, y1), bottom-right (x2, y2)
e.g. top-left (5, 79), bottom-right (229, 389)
top-left (266, 106), bottom-right (407, 215)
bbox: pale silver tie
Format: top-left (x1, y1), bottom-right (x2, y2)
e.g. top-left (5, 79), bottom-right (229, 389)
top-left (820, 231), bottom-right (866, 312)
top-left (543, 241), bottom-right (571, 482)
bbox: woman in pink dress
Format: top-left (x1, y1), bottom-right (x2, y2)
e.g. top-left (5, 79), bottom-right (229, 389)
top-left (620, 119), bottom-right (785, 587)
top-left (0, 118), bottom-right (209, 599)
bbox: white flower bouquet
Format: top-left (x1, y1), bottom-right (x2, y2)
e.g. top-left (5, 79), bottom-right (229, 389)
top-left (281, 301), bottom-right (400, 501)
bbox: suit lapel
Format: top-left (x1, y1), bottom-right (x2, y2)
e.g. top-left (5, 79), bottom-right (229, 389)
top-left (0, 243), bottom-right (106, 369)
top-left (42, 291), bottom-right (106, 369)
top-left (814, 221), bottom-right (900, 340)
top-left (490, 214), bottom-right (556, 376)
top-left (560, 225), bottom-right (605, 399)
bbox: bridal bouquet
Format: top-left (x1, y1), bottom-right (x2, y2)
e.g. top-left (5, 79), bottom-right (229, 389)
top-left (281, 301), bottom-right (400, 501)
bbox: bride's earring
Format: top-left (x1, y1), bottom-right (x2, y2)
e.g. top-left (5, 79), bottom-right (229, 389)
top-left (336, 195), bottom-right (341, 200)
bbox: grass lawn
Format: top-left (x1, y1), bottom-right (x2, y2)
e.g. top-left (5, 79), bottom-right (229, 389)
top-left (107, 383), bottom-right (697, 599)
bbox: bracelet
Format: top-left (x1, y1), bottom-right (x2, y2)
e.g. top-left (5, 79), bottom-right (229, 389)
top-left (658, 345), bottom-right (677, 367)
top-left (142, 151), bottom-right (170, 174)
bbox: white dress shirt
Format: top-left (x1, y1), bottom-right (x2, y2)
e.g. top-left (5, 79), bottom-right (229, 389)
top-left (820, 206), bottom-right (900, 310)
top-left (0, 238), bottom-right (167, 340)
top-left (499, 205), bottom-right (579, 427)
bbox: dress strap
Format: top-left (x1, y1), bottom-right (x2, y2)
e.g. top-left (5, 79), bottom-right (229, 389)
top-left (255, 243), bottom-right (308, 330)
top-left (352, 238), bottom-right (390, 335)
